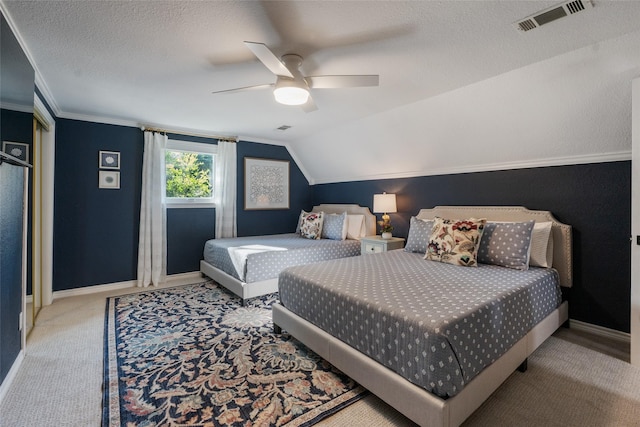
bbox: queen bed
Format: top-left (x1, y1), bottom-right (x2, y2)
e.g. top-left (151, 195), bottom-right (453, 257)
top-left (200, 204), bottom-right (376, 304)
top-left (272, 206), bottom-right (572, 427)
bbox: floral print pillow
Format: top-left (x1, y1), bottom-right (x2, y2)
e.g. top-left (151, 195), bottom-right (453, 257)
top-left (425, 217), bottom-right (486, 267)
top-left (299, 211), bottom-right (324, 239)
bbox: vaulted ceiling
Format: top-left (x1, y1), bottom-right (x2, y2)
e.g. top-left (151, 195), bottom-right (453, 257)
top-left (3, 1), bottom-right (640, 183)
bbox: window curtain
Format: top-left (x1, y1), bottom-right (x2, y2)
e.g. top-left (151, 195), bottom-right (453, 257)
top-left (214, 140), bottom-right (237, 238)
top-left (137, 131), bottom-right (167, 287)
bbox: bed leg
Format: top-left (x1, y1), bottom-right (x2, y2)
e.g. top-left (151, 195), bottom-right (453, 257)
top-left (274, 324), bottom-right (282, 334)
top-left (517, 359), bottom-right (528, 373)
top-left (241, 298), bottom-right (247, 307)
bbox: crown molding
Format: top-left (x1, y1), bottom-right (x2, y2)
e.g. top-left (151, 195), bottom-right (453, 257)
top-left (0, 102), bottom-right (31, 113)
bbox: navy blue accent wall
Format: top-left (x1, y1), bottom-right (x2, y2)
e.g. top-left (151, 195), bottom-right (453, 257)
top-left (167, 208), bottom-right (215, 274)
top-left (53, 119), bottom-right (143, 291)
top-left (237, 141), bottom-right (311, 236)
top-left (312, 161), bottom-right (631, 333)
top-left (0, 109), bottom-right (33, 145)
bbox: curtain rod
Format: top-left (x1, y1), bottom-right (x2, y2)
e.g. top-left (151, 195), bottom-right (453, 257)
top-left (140, 125), bottom-right (238, 143)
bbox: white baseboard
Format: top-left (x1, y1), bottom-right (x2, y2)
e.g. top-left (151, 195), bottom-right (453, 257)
top-left (52, 272), bottom-right (204, 300)
top-left (570, 319), bottom-right (631, 344)
top-left (53, 279), bottom-right (137, 300)
top-left (0, 350), bottom-right (24, 405)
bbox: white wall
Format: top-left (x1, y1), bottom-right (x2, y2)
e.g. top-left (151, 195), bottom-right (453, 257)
top-left (297, 30), bottom-right (640, 185)
top-left (632, 77), bottom-right (640, 367)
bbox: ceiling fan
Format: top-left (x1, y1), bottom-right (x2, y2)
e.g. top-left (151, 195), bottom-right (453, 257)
top-left (212, 41), bottom-right (379, 112)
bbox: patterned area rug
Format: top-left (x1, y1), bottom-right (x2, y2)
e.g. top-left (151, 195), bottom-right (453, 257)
top-left (102, 281), bottom-right (366, 427)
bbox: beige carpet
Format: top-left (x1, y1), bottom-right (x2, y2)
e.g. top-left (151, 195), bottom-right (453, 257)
top-left (1, 283), bottom-right (639, 427)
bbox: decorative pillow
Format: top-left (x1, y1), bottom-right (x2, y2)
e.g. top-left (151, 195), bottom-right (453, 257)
top-left (299, 211), bottom-right (324, 239)
top-left (295, 210), bottom-right (307, 233)
top-left (477, 221), bottom-right (535, 270)
top-left (529, 221), bottom-right (554, 267)
top-left (425, 217), bottom-right (486, 267)
top-left (346, 214), bottom-right (366, 239)
top-left (404, 217), bottom-right (434, 253)
top-left (321, 212), bottom-right (348, 240)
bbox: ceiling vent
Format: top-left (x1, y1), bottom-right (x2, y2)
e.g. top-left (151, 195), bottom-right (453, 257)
top-left (514, 0), bottom-right (593, 32)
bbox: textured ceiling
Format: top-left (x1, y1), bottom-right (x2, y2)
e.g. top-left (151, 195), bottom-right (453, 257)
top-left (3, 0), bottom-right (640, 183)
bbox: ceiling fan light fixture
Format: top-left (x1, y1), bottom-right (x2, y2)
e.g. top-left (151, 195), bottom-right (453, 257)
top-left (273, 78), bottom-right (309, 105)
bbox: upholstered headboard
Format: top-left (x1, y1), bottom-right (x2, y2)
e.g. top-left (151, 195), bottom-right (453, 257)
top-left (312, 204), bottom-right (377, 237)
top-left (416, 206), bottom-right (572, 288)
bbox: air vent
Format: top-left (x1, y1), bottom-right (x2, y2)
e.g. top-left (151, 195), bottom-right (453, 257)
top-left (514, 0), bottom-right (592, 32)
top-left (276, 125), bottom-right (291, 131)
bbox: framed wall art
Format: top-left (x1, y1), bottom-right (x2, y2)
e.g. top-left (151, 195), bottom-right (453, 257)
top-left (2, 141), bottom-right (29, 163)
top-left (99, 150), bottom-right (120, 169)
top-left (99, 170), bottom-right (120, 189)
top-left (244, 157), bottom-right (290, 210)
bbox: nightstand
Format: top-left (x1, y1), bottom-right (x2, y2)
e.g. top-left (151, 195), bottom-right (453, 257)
top-left (361, 236), bottom-right (405, 254)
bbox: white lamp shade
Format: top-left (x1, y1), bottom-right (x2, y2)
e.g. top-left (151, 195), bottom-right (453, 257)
top-left (274, 77), bottom-right (310, 105)
top-left (373, 193), bottom-right (397, 214)
top-left (273, 86), bottom-right (309, 105)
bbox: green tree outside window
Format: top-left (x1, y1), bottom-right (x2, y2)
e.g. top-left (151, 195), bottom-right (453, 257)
top-left (165, 150), bottom-right (213, 198)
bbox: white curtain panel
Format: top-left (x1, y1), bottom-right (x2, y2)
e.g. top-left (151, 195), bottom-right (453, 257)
top-left (137, 131), bottom-right (167, 287)
top-left (214, 140), bottom-right (237, 238)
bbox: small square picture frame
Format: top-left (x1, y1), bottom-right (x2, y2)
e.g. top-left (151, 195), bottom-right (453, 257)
top-left (99, 150), bottom-right (120, 169)
top-left (3, 141), bottom-right (29, 163)
top-left (99, 171), bottom-right (120, 189)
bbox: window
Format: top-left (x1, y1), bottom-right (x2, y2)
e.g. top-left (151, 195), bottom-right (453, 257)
top-left (165, 139), bottom-right (217, 208)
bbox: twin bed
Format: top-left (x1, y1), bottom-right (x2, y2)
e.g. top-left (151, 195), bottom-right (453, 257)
top-left (200, 204), bottom-right (376, 304)
top-left (272, 206), bottom-right (572, 427)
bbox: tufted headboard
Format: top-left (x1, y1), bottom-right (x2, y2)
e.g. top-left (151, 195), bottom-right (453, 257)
top-left (312, 204), bottom-right (377, 237)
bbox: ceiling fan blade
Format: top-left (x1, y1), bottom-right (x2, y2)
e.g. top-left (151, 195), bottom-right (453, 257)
top-left (306, 75), bottom-right (379, 89)
top-left (211, 83), bottom-right (273, 95)
top-left (244, 41), bottom-right (294, 78)
top-left (300, 95), bottom-right (318, 113)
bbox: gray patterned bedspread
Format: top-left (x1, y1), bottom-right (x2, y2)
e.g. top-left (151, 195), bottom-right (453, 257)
top-left (203, 233), bottom-right (361, 283)
top-left (278, 250), bottom-right (562, 398)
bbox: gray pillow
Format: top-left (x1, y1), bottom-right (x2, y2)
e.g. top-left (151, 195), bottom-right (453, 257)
top-left (404, 216), bottom-right (434, 253)
top-left (477, 221), bottom-right (535, 270)
top-left (321, 212), bottom-right (347, 240)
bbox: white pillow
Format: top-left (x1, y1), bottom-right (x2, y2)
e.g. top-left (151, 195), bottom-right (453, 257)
top-left (529, 221), bottom-right (554, 268)
top-left (346, 214), bottom-right (365, 239)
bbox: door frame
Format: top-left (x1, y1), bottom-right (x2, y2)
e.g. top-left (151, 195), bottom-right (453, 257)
top-left (33, 95), bottom-right (54, 308)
